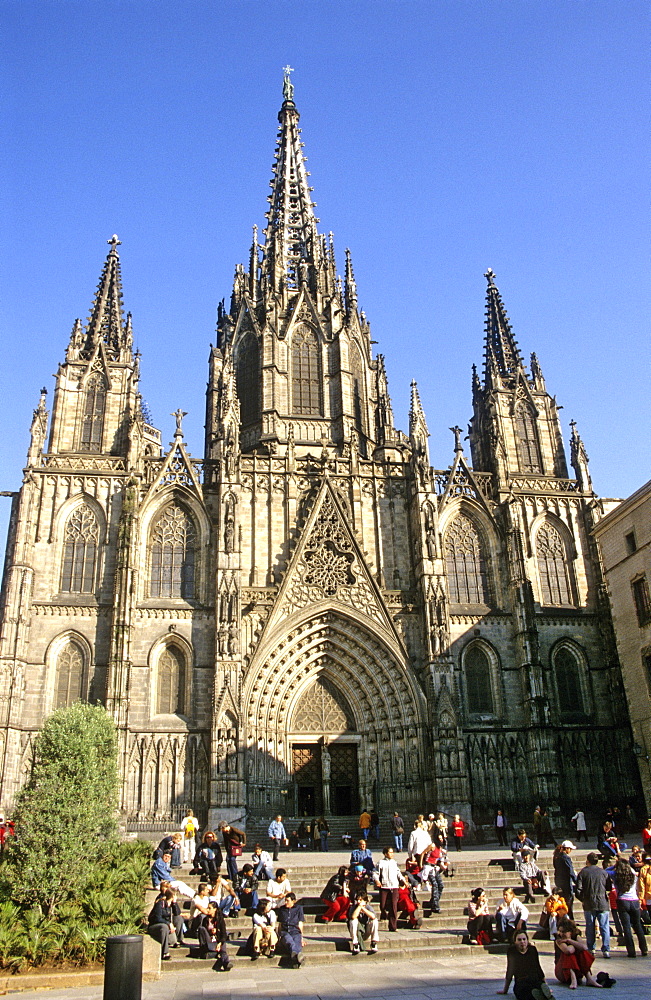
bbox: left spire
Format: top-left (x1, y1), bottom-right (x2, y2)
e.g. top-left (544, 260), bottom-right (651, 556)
top-left (76, 235), bottom-right (129, 361)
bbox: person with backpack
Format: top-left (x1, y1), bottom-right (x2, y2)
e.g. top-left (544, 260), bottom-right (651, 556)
top-left (180, 809), bottom-right (198, 865)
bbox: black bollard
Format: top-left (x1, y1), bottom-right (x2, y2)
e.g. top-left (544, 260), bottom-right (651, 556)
top-left (103, 934), bottom-right (143, 1000)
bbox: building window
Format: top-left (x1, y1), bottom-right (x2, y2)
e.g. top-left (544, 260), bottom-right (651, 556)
top-left (61, 505), bottom-right (99, 593)
top-left (350, 343), bottom-right (366, 437)
top-left (444, 514), bottom-right (490, 604)
top-left (291, 325), bottom-right (322, 416)
top-left (80, 373), bottom-right (106, 452)
top-left (157, 645), bottom-right (186, 715)
top-left (149, 504), bottom-right (196, 600)
top-left (55, 639), bottom-right (85, 708)
top-left (515, 400), bottom-right (543, 474)
top-left (464, 644), bottom-right (494, 714)
top-left (236, 332), bottom-right (260, 426)
top-left (632, 576), bottom-right (651, 627)
top-left (553, 645), bottom-right (585, 715)
top-left (625, 531), bottom-right (637, 555)
top-left (536, 522), bottom-right (572, 606)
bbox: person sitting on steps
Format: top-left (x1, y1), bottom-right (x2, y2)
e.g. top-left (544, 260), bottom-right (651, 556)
top-left (197, 901), bottom-right (233, 970)
top-left (348, 889), bottom-right (379, 955)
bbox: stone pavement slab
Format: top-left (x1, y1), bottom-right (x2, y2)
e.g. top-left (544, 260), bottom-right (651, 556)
top-left (2, 953), bottom-right (650, 999)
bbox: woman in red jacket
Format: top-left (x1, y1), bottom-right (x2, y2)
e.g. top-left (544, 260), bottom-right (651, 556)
top-left (452, 814), bottom-right (465, 852)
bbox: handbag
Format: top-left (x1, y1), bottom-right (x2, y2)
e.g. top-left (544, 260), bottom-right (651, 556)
top-left (231, 845), bottom-right (243, 857)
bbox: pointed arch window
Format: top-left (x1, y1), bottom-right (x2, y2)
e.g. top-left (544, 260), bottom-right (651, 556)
top-left (157, 644), bottom-right (186, 715)
top-left (464, 644), bottom-right (494, 715)
top-left (515, 400), bottom-right (543, 474)
top-left (350, 342), bottom-right (366, 437)
top-left (536, 522), bottom-right (572, 606)
top-left (236, 332), bottom-right (260, 426)
top-left (292, 324), bottom-right (322, 416)
top-left (553, 645), bottom-right (585, 715)
top-left (61, 504), bottom-right (99, 593)
top-left (80, 372), bottom-right (107, 452)
top-left (444, 514), bottom-right (490, 605)
top-left (149, 504), bottom-right (196, 600)
top-left (55, 639), bottom-right (85, 708)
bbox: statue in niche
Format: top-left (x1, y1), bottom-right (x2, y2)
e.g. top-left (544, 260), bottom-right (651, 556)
top-left (381, 750), bottom-right (391, 781)
top-left (321, 744), bottom-right (331, 782)
top-left (224, 499), bottom-right (235, 554)
top-left (227, 738), bottom-right (238, 773)
top-left (396, 754), bottom-right (405, 779)
top-left (424, 507), bottom-right (436, 560)
top-left (218, 623), bottom-right (229, 655)
top-left (228, 621), bottom-right (238, 655)
top-left (224, 432), bottom-right (236, 479)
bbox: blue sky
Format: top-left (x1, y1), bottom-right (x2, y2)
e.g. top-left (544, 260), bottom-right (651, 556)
top-left (1, 0), bottom-right (649, 560)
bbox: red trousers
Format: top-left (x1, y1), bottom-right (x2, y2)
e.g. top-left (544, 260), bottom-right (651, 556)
top-left (555, 948), bottom-right (594, 984)
top-left (322, 896), bottom-right (350, 922)
top-left (397, 888), bottom-right (419, 925)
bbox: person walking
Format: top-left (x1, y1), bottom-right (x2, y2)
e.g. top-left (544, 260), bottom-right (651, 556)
top-left (571, 808), bottom-right (588, 843)
top-left (391, 811), bottom-right (404, 851)
top-left (180, 809), bottom-right (198, 865)
top-left (359, 808), bottom-right (371, 841)
top-left (575, 851), bottom-right (612, 959)
top-left (268, 814), bottom-right (287, 861)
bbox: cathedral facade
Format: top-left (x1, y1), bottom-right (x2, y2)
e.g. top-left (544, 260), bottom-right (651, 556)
top-left (0, 81), bottom-right (641, 829)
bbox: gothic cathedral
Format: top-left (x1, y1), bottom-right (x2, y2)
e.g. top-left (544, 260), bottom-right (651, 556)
top-left (0, 81), bottom-right (640, 829)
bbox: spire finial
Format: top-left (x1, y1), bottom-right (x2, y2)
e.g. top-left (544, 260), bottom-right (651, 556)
top-left (484, 267), bottom-right (496, 286)
top-left (171, 408), bottom-right (187, 439)
top-left (282, 65), bottom-right (295, 102)
top-left (108, 234), bottom-right (122, 254)
top-left (450, 425), bottom-right (464, 453)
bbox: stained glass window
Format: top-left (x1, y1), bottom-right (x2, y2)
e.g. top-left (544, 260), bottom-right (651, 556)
top-left (464, 644), bottom-right (494, 714)
top-left (236, 332), bottom-right (260, 426)
top-left (444, 514), bottom-right (490, 604)
top-left (61, 505), bottom-right (99, 593)
top-left (55, 640), bottom-right (85, 708)
top-left (536, 522), bottom-right (572, 606)
top-left (292, 325), bottom-right (322, 416)
top-left (554, 646), bottom-right (584, 714)
top-left (80, 373), bottom-right (106, 452)
top-left (515, 400), bottom-right (543, 474)
top-left (157, 645), bottom-right (186, 715)
top-left (150, 505), bottom-right (196, 599)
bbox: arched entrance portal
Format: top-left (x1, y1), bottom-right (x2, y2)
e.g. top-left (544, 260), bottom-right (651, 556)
top-left (242, 610), bottom-right (428, 819)
top-left (290, 675), bottom-right (359, 816)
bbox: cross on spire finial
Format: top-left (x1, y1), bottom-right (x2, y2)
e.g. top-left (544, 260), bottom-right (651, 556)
top-left (107, 234), bottom-right (122, 253)
top-left (282, 65), bottom-right (295, 101)
top-left (450, 425), bottom-right (464, 452)
top-left (484, 268), bottom-right (496, 285)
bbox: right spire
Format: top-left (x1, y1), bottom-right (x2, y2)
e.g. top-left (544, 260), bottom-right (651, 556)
top-left (483, 268), bottom-right (525, 387)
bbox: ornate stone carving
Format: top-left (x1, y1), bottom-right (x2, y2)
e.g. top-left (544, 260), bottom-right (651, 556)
top-left (292, 676), bottom-right (355, 732)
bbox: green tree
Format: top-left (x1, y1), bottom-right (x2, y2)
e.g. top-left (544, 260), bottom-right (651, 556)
top-left (5, 703), bottom-right (119, 915)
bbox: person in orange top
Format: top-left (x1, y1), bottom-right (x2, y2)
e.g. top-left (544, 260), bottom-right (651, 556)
top-left (359, 810), bottom-right (371, 840)
top-left (452, 814), bottom-right (465, 852)
top-left (542, 889), bottom-right (568, 938)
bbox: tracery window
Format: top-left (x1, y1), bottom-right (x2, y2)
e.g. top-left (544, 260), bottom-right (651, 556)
top-left (515, 400), bottom-right (542, 474)
top-left (350, 342), bottom-right (366, 437)
top-left (236, 332), bottom-right (260, 426)
top-left (464, 644), bottom-right (494, 714)
top-left (157, 645), bottom-right (186, 715)
top-left (291, 324), bottom-right (322, 416)
top-left (536, 522), bottom-right (572, 606)
top-left (55, 639), bottom-right (85, 709)
top-left (61, 504), bottom-right (99, 593)
top-left (80, 373), bottom-right (106, 452)
top-left (149, 504), bottom-right (196, 600)
top-left (444, 514), bottom-right (490, 604)
top-left (554, 645), bottom-right (584, 715)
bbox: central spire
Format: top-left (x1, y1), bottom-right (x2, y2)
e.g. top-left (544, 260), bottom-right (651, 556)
top-left (483, 268), bottom-right (525, 387)
top-left (262, 71), bottom-right (322, 292)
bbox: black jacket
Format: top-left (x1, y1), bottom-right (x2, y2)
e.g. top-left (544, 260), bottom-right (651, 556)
top-left (575, 864), bottom-right (611, 911)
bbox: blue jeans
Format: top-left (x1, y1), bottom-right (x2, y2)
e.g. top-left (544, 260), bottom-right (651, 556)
top-left (219, 895), bottom-right (239, 916)
top-left (393, 833), bottom-right (403, 851)
top-left (171, 846), bottom-right (181, 867)
top-left (617, 899), bottom-right (648, 957)
top-left (361, 828), bottom-right (369, 841)
top-left (226, 855), bottom-right (239, 879)
top-left (238, 888), bottom-right (259, 911)
top-left (496, 911), bottom-right (526, 940)
top-left (320, 832), bottom-right (329, 851)
top-left (584, 909), bottom-right (610, 953)
top-left (253, 861), bottom-right (274, 880)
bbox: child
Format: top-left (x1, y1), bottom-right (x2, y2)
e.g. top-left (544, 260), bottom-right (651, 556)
top-left (541, 888), bottom-right (568, 938)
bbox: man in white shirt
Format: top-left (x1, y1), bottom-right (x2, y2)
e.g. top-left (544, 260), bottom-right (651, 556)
top-left (407, 821), bottom-right (432, 862)
top-left (374, 845), bottom-right (406, 931)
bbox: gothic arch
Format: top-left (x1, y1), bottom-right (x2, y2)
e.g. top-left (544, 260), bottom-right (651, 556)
top-left (78, 369), bottom-right (108, 452)
top-left (514, 398), bottom-right (543, 474)
top-left (459, 638), bottom-right (502, 719)
top-left (138, 487), bottom-right (210, 604)
top-left (45, 630), bottom-right (93, 714)
top-left (53, 493), bottom-right (106, 598)
top-left (533, 516), bottom-right (575, 607)
top-left (550, 638), bottom-right (589, 719)
top-left (147, 634), bottom-right (193, 722)
top-left (235, 330), bottom-right (260, 427)
top-left (291, 323), bottom-right (322, 416)
top-left (350, 339), bottom-right (367, 439)
top-left (441, 504), bottom-right (495, 606)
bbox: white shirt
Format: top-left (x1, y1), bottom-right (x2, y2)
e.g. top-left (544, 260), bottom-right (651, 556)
top-left (572, 811), bottom-right (586, 831)
top-left (253, 909), bottom-right (277, 927)
top-left (266, 877), bottom-right (291, 906)
top-left (253, 850), bottom-right (273, 866)
top-left (497, 898), bottom-right (529, 923)
top-left (376, 858), bottom-right (404, 889)
top-left (407, 827), bottom-right (431, 857)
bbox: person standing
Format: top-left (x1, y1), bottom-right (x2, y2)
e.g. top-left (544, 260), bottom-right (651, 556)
top-left (359, 808), bottom-right (371, 841)
top-left (613, 855), bottom-right (648, 957)
top-left (538, 809), bottom-right (554, 850)
top-left (553, 841), bottom-right (577, 919)
top-left (370, 810), bottom-right (380, 842)
top-left (571, 808), bottom-right (588, 843)
top-left (317, 815), bottom-right (329, 852)
top-left (575, 851), bottom-right (612, 958)
top-left (374, 845), bottom-right (406, 932)
top-left (180, 809), bottom-right (198, 865)
top-left (495, 808), bottom-right (508, 847)
top-left (452, 814), bottom-right (464, 852)
top-left (220, 821), bottom-right (246, 879)
top-left (268, 814), bottom-right (287, 861)
top-left (391, 811), bottom-right (404, 851)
